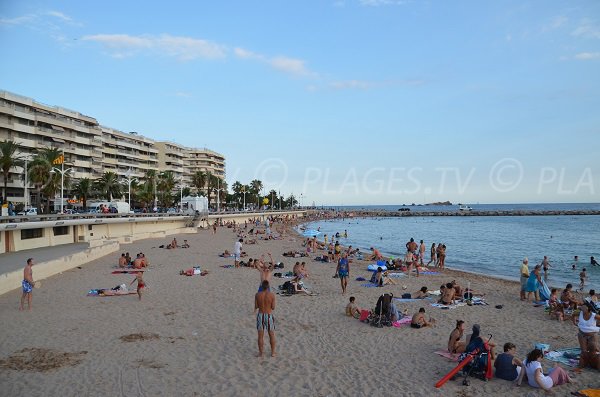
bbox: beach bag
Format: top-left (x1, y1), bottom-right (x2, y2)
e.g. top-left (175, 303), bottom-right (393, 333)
top-left (402, 293), bottom-right (412, 299)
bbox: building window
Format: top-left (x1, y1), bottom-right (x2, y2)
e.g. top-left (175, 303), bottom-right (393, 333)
top-left (53, 226), bottom-right (69, 236)
top-left (21, 228), bottom-right (43, 240)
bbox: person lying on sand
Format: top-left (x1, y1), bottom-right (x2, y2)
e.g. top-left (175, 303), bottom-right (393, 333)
top-left (413, 286), bottom-right (430, 299)
top-left (180, 268), bottom-right (209, 276)
top-left (410, 308), bottom-right (435, 328)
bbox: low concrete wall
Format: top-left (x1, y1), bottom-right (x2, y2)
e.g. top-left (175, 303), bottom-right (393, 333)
top-left (0, 240), bottom-right (120, 296)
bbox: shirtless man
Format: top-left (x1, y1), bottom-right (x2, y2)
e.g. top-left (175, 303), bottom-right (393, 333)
top-left (20, 258), bottom-right (34, 311)
top-left (413, 286), bottom-right (430, 299)
top-left (118, 253), bottom-right (127, 268)
top-left (541, 256), bottom-right (551, 279)
top-left (406, 238), bottom-right (418, 254)
top-left (411, 308), bottom-right (435, 328)
top-left (369, 247), bottom-right (383, 261)
top-left (254, 280), bottom-right (276, 357)
top-left (132, 254), bottom-right (143, 269)
top-left (419, 240), bottom-right (426, 265)
top-left (130, 272), bottom-right (146, 301)
top-left (439, 283), bottom-right (456, 305)
top-left (257, 253), bottom-right (274, 290)
top-left (140, 253), bottom-right (149, 268)
top-left (448, 320), bottom-right (466, 353)
top-left (560, 284), bottom-right (578, 310)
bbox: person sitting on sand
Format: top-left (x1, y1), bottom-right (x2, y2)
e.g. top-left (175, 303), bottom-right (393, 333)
top-left (448, 320), bottom-right (466, 354)
top-left (181, 240), bottom-right (190, 248)
top-left (169, 238), bottom-right (178, 249)
top-left (465, 324), bottom-right (496, 359)
top-left (140, 253), bottom-right (149, 268)
top-left (125, 252), bottom-right (132, 266)
top-left (494, 343), bottom-right (523, 381)
top-left (132, 254), bottom-right (143, 269)
top-left (439, 283), bottom-right (456, 305)
top-left (118, 253), bottom-right (127, 268)
top-left (548, 288), bottom-right (565, 321)
top-left (369, 247), bottom-right (383, 261)
top-left (516, 348), bottom-right (572, 391)
top-left (291, 280), bottom-right (311, 295)
top-left (413, 286), bottom-right (430, 299)
top-left (374, 267), bottom-right (396, 286)
top-left (410, 308), bottom-right (435, 328)
top-left (450, 280), bottom-right (463, 298)
top-left (346, 296), bottom-right (361, 318)
top-left (560, 283), bottom-right (579, 310)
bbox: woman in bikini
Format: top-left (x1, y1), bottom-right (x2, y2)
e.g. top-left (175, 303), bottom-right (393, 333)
top-left (130, 272), bottom-right (146, 300)
top-left (448, 320), bottom-right (466, 354)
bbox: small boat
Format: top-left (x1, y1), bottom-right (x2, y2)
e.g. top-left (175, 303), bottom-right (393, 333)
top-left (458, 204), bottom-right (473, 211)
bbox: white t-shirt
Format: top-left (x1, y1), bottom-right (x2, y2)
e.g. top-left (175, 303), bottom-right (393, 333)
top-left (524, 360), bottom-right (552, 389)
top-left (234, 241), bottom-right (242, 255)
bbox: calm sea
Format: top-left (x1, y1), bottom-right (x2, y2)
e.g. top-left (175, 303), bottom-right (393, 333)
top-left (303, 204), bottom-right (600, 291)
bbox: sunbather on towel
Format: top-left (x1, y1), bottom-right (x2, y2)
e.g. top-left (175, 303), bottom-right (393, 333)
top-left (448, 320), bottom-right (466, 353)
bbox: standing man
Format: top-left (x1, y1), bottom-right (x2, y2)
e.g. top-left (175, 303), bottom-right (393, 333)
top-left (256, 253), bottom-right (274, 290)
top-left (234, 238), bottom-right (243, 268)
top-left (419, 240), bottom-right (426, 265)
top-left (541, 256), bottom-right (551, 279)
top-left (20, 258), bottom-right (34, 311)
top-left (254, 280), bottom-right (276, 358)
top-left (406, 238), bottom-right (418, 254)
top-left (336, 253), bottom-right (350, 294)
top-left (520, 258), bottom-right (530, 301)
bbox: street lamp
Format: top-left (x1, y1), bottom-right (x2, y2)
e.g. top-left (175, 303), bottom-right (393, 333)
top-left (278, 191), bottom-right (281, 210)
top-left (50, 163), bottom-right (73, 214)
top-left (123, 168), bottom-right (137, 211)
top-left (241, 186), bottom-right (247, 211)
top-left (215, 178), bottom-right (225, 213)
top-left (300, 193), bottom-right (305, 209)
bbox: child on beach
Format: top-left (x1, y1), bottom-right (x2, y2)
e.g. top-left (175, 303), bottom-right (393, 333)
top-left (346, 296), bottom-right (360, 318)
top-left (130, 272), bottom-right (146, 300)
top-left (579, 268), bottom-right (587, 291)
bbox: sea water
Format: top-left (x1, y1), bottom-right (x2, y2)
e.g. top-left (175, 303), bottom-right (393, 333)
top-left (303, 214), bottom-right (600, 291)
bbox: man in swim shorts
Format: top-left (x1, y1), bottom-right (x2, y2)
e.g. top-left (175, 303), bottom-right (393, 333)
top-left (411, 308), bottom-right (435, 328)
top-left (255, 280), bottom-right (276, 357)
top-left (336, 253), bottom-right (350, 294)
top-left (20, 258), bottom-right (35, 311)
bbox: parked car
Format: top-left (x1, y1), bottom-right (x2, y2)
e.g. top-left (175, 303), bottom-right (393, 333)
top-left (18, 207), bottom-right (38, 216)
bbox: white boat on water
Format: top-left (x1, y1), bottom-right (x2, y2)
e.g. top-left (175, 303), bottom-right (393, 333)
top-left (458, 204), bottom-right (473, 211)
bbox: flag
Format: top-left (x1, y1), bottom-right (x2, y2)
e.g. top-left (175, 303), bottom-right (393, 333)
top-left (53, 154), bottom-right (64, 165)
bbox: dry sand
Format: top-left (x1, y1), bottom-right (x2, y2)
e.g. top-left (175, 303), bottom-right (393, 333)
top-left (0, 222), bottom-right (598, 397)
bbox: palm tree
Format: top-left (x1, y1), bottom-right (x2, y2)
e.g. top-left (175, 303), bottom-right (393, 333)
top-left (231, 181), bottom-right (243, 209)
top-left (191, 171), bottom-right (207, 197)
top-left (29, 147), bottom-right (62, 213)
top-left (157, 171), bottom-right (176, 208)
top-left (0, 140), bottom-right (23, 202)
top-left (250, 179), bottom-right (263, 209)
top-left (95, 171), bottom-right (121, 201)
top-left (72, 178), bottom-right (94, 210)
top-left (142, 170), bottom-right (158, 210)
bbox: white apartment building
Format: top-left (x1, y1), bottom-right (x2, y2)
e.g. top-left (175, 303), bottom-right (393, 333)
top-left (0, 90), bottom-right (226, 209)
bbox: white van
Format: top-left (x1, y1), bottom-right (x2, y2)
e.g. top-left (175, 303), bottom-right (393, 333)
top-left (109, 201), bottom-right (131, 214)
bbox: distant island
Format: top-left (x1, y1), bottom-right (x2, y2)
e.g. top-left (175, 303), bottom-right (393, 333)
top-left (425, 201), bottom-right (453, 206)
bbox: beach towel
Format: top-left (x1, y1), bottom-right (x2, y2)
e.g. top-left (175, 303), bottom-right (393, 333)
top-left (430, 302), bottom-right (467, 309)
top-left (220, 265), bottom-right (235, 269)
top-left (355, 277), bottom-right (366, 281)
top-left (360, 282), bottom-right (381, 288)
top-left (435, 350), bottom-right (460, 362)
top-left (387, 272), bottom-right (405, 278)
top-left (545, 347), bottom-right (581, 367)
top-left (394, 297), bottom-right (433, 303)
top-left (111, 269), bottom-right (145, 274)
top-left (87, 289), bottom-right (137, 297)
top-left (392, 317), bottom-right (412, 327)
top-left (572, 389), bottom-right (600, 397)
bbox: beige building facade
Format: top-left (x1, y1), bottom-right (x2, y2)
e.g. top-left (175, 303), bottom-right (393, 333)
top-left (0, 90), bottom-right (225, 208)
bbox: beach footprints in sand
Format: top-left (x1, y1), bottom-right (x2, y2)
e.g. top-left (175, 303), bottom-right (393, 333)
top-left (119, 332), bottom-right (160, 342)
top-left (135, 358), bottom-right (167, 369)
top-left (0, 347), bottom-right (87, 372)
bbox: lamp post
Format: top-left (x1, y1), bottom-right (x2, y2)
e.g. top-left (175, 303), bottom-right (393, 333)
top-left (271, 191), bottom-right (275, 211)
top-left (123, 168), bottom-right (137, 211)
top-left (179, 176), bottom-right (184, 213)
top-left (215, 178), bottom-right (225, 213)
top-left (50, 163), bottom-right (72, 214)
top-left (279, 190), bottom-right (281, 210)
top-left (23, 155), bottom-right (32, 210)
top-left (241, 186), bottom-right (247, 211)
top-left (300, 193), bottom-right (304, 209)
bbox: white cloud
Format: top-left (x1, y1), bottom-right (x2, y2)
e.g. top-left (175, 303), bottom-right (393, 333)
top-left (0, 14), bottom-right (37, 26)
top-left (550, 16), bottom-right (568, 29)
top-left (234, 47), bottom-right (315, 77)
top-left (46, 11), bottom-right (72, 23)
top-left (82, 34), bottom-right (226, 60)
top-left (572, 19), bottom-right (600, 39)
top-left (575, 52), bottom-right (600, 60)
top-left (330, 80), bottom-right (374, 90)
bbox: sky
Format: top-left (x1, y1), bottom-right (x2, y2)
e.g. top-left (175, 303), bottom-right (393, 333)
top-left (1, 0), bottom-right (599, 206)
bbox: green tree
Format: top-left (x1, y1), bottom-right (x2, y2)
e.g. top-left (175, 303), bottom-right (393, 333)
top-left (0, 140), bottom-right (23, 202)
top-left (250, 179), bottom-right (263, 209)
top-left (72, 178), bottom-right (95, 210)
top-left (95, 171), bottom-right (121, 201)
top-left (29, 147), bottom-right (63, 213)
top-left (191, 171), bottom-right (207, 197)
top-left (157, 171), bottom-right (176, 208)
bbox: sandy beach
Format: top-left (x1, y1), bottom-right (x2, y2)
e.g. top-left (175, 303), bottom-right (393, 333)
top-left (0, 221), bottom-right (598, 397)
